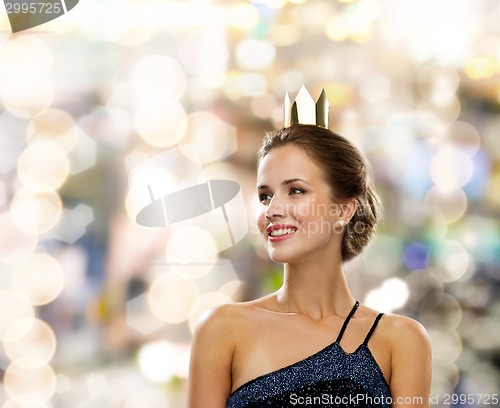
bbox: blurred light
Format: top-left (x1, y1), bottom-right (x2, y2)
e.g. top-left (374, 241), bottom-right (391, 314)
top-left (79, 106), bottom-right (131, 148)
top-left (405, 269), bottom-right (444, 312)
top-left (364, 277), bottom-right (409, 313)
top-left (10, 188), bottom-right (63, 234)
top-left (26, 109), bottom-right (78, 153)
top-left (218, 280), bottom-right (246, 301)
top-left (102, 2), bottom-right (153, 46)
top-left (276, 70), bottom-right (305, 95)
top-left (148, 272), bottom-right (200, 324)
top-left (181, 112), bottom-right (237, 164)
top-left (451, 216), bottom-right (499, 263)
top-left (17, 141), bottom-right (70, 192)
top-left (463, 148), bottom-right (490, 199)
top-left (123, 388), bottom-right (170, 408)
top-left (0, 212), bottom-right (38, 264)
top-left (142, 1), bottom-right (224, 29)
top-left (438, 121), bottom-right (480, 156)
top-left (0, 181), bottom-right (6, 208)
top-left (429, 327), bottom-right (462, 363)
top-left (137, 341), bottom-right (177, 383)
top-left (323, 82), bottom-right (355, 108)
top-left (288, 1), bottom-right (335, 34)
top-left (55, 373), bottom-right (71, 394)
top-left (164, 263), bottom-right (216, 281)
top-left (430, 147), bottom-right (473, 190)
top-left (0, 35), bottom-right (53, 93)
top-left (461, 362), bottom-right (500, 395)
top-left (236, 39), bottom-right (276, 70)
top-left (269, 24), bottom-right (302, 46)
top-left (425, 186), bottom-right (467, 223)
top-left (188, 292), bottom-right (232, 332)
top-left (134, 98), bottom-right (187, 148)
top-left (359, 72), bottom-right (390, 104)
top-left (77, 373), bottom-right (121, 408)
top-left (418, 293), bottom-right (462, 330)
top-left (0, 112), bottom-right (28, 174)
top-left (363, 235), bottom-right (404, 278)
top-left (4, 359), bottom-right (56, 402)
top-left (12, 253), bottom-right (64, 306)
top-left (178, 29), bottom-right (228, 88)
top-left (227, 3), bottom-right (260, 31)
top-left (464, 55), bottom-right (497, 79)
top-left (2, 77), bottom-right (54, 119)
top-left (403, 205), bottom-right (448, 244)
top-left (380, 0), bottom-right (483, 64)
top-left (50, 204), bottom-right (92, 244)
top-left (131, 55), bottom-right (186, 101)
top-left (402, 242), bottom-right (429, 271)
top-left (428, 240), bottom-right (469, 282)
top-left (416, 63), bottom-right (460, 105)
top-left (250, 93), bottom-right (277, 120)
top-left (173, 343), bottom-right (191, 379)
top-left (4, 318), bottom-right (57, 368)
top-left (264, 0), bottom-right (287, 9)
top-left (325, 3), bottom-right (376, 43)
top-left (126, 292), bottom-right (166, 336)
top-left (236, 73), bottom-right (268, 98)
top-left (0, 289), bottom-right (35, 341)
top-left (166, 226), bottom-right (218, 265)
top-left (67, 129), bottom-right (97, 175)
top-left (417, 96), bottom-right (461, 126)
top-left (483, 117), bottom-right (500, 160)
top-left (325, 16), bottom-right (349, 42)
top-left (431, 361), bottom-right (460, 397)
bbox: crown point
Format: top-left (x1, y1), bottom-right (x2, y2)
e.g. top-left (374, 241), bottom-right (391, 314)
top-left (295, 86), bottom-right (316, 125)
top-left (284, 92), bottom-right (292, 127)
top-left (282, 86), bottom-right (330, 129)
top-left (316, 89), bottom-right (330, 128)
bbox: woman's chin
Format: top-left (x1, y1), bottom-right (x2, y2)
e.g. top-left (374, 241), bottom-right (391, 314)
top-left (268, 251), bottom-right (297, 264)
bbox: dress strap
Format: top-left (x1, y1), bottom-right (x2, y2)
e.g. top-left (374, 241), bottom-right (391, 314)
top-left (363, 313), bottom-right (384, 345)
top-left (335, 300), bottom-right (360, 343)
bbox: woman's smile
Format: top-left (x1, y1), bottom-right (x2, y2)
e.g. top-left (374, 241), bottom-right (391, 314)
top-left (266, 223), bottom-right (299, 242)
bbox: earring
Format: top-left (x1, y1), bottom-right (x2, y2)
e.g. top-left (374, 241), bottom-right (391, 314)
top-left (339, 220), bottom-right (345, 227)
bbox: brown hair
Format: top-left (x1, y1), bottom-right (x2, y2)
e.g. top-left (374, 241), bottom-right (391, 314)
top-left (257, 124), bottom-right (381, 262)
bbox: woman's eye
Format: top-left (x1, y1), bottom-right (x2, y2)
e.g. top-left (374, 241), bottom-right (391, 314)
top-left (290, 187), bottom-right (305, 195)
top-left (259, 193), bottom-right (272, 203)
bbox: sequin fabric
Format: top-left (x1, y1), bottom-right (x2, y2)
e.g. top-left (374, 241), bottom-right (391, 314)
top-left (226, 301), bottom-right (391, 408)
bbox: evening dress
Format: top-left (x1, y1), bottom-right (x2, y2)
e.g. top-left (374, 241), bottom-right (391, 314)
top-left (226, 301), bottom-right (391, 408)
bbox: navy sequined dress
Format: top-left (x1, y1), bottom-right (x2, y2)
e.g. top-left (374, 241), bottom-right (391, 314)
top-left (226, 301), bottom-right (391, 408)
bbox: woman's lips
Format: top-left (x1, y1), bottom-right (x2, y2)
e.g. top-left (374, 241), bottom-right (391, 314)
top-left (266, 225), bottom-right (298, 242)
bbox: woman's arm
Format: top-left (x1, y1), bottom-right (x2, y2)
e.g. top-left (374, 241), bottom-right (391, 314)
top-left (389, 316), bottom-right (432, 408)
top-left (187, 305), bottom-right (236, 408)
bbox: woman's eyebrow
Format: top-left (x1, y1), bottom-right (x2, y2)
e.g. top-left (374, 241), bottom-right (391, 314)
top-left (283, 178), bottom-right (310, 185)
top-left (257, 178), bottom-right (310, 190)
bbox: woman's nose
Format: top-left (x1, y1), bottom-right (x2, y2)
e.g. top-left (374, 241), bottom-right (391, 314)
top-left (265, 195), bottom-right (285, 219)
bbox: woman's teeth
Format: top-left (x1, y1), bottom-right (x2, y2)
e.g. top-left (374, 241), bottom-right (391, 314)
top-left (270, 228), bottom-right (295, 237)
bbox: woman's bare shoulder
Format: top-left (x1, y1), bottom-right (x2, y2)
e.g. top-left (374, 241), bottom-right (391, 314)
top-left (194, 294), bottom-right (277, 340)
top-left (378, 312), bottom-right (431, 352)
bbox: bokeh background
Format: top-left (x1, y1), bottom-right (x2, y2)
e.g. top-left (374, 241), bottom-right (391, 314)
top-left (1, 0), bottom-right (500, 406)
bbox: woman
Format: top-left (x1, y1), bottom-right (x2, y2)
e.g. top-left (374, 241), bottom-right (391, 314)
top-left (187, 124), bottom-right (432, 407)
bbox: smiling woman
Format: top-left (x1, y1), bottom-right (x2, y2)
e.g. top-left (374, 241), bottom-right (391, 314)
top-left (187, 96), bottom-right (432, 408)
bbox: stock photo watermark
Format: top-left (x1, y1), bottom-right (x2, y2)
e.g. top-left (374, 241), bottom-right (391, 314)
top-left (4, 0), bottom-right (79, 32)
top-left (289, 392), bottom-right (500, 406)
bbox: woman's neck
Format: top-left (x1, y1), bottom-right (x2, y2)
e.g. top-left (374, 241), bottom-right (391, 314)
top-left (275, 258), bottom-right (355, 321)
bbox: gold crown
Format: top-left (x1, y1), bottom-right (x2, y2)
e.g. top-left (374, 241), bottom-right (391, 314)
top-left (284, 85), bottom-right (330, 128)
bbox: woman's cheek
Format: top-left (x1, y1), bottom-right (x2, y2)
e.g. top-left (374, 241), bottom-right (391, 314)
top-left (256, 209), bottom-right (267, 234)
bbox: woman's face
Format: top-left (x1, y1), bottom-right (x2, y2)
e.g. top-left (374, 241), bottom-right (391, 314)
top-left (256, 144), bottom-right (343, 264)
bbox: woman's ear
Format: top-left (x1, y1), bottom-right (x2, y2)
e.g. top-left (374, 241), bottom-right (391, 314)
top-left (339, 197), bottom-right (358, 223)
